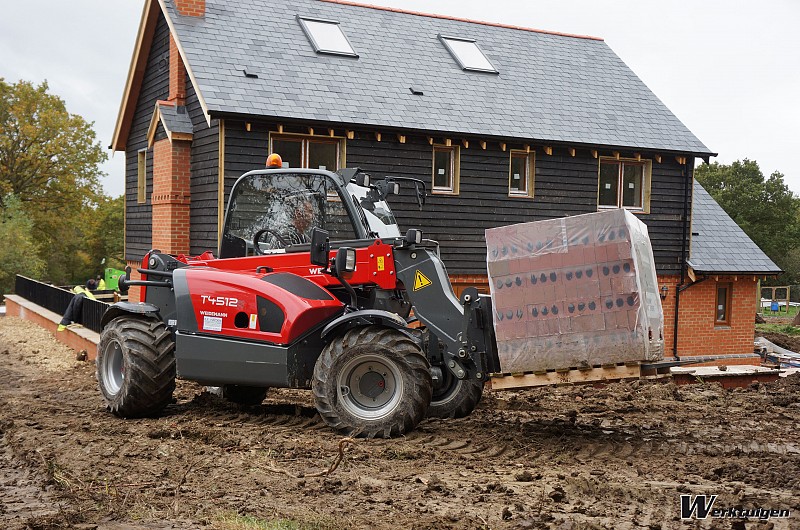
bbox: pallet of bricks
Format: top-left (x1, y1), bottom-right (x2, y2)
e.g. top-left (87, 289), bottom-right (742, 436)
top-left (485, 209), bottom-right (665, 389)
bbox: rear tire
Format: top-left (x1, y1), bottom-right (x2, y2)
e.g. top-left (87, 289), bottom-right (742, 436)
top-left (313, 326), bottom-right (432, 438)
top-left (96, 316), bottom-right (176, 418)
top-left (427, 368), bottom-right (484, 419)
top-left (221, 385), bottom-right (269, 406)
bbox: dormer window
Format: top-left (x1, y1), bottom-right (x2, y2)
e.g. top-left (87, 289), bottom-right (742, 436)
top-left (439, 35), bottom-right (497, 73)
top-left (298, 17), bottom-right (358, 57)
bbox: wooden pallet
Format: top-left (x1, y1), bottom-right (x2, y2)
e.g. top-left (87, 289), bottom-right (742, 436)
top-left (489, 362), bottom-right (666, 390)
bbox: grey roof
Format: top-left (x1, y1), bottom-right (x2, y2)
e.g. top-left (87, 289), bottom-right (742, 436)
top-left (158, 103), bottom-right (194, 135)
top-left (688, 181), bottom-right (781, 274)
top-left (164, 0), bottom-right (713, 154)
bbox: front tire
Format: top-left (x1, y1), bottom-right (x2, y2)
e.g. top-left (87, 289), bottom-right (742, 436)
top-left (427, 368), bottom-right (484, 419)
top-left (96, 316), bottom-right (176, 418)
top-left (313, 326), bottom-right (432, 438)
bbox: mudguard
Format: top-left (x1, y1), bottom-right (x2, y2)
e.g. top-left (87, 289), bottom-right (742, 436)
top-left (100, 301), bottom-right (161, 329)
top-left (321, 309), bottom-right (408, 340)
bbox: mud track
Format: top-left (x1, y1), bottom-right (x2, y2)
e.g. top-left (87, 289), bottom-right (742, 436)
top-left (1, 316), bottom-right (799, 529)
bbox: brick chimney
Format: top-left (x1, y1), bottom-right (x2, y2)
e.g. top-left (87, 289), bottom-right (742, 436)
top-left (168, 35), bottom-right (186, 105)
top-left (174, 0), bottom-right (205, 16)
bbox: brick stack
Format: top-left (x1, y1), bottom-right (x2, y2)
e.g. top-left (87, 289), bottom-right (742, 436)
top-left (486, 209), bottom-right (664, 373)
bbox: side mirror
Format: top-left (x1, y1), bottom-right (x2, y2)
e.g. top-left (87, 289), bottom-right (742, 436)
top-left (334, 247), bottom-right (357, 276)
top-left (376, 179), bottom-right (400, 198)
top-left (352, 173), bottom-right (370, 188)
top-left (309, 227), bottom-right (330, 268)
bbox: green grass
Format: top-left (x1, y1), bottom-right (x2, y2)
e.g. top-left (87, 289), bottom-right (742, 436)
top-left (755, 323), bottom-right (800, 336)
top-left (760, 304), bottom-right (799, 317)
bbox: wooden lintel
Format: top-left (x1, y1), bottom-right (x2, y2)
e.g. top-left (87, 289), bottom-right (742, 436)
top-left (613, 151), bottom-right (620, 160)
top-left (375, 132), bottom-right (382, 142)
top-left (591, 150), bottom-right (598, 159)
top-left (544, 146), bottom-right (553, 156)
top-left (480, 140), bottom-right (487, 150)
top-left (308, 127), bottom-right (315, 136)
top-left (445, 138), bottom-right (452, 147)
top-left (568, 148), bottom-right (576, 157)
top-left (328, 128), bottom-right (335, 137)
top-left (277, 124), bottom-right (284, 134)
top-left (500, 142), bottom-right (507, 152)
top-left (655, 155), bottom-right (662, 163)
top-left (397, 134), bottom-right (406, 144)
top-left (245, 122), bottom-right (251, 132)
top-left (462, 139), bottom-right (469, 149)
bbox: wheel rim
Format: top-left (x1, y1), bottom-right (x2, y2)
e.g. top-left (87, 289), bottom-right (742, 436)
top-left (102, 339), bottom-right (125, 396)
top-left (337, 354), bottom-right (403, 420)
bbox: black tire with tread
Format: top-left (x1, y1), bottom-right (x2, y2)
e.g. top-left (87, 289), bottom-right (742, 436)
top-left (221, 385), bottom-right (269, 406)
top-left (96, 316), bottom-right (176, 418)
top-left (313, 326), bottom-right (432, 438)
top-left (427, 370), bottom-right (484, 419)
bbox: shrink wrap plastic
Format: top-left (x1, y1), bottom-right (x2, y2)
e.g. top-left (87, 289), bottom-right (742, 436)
top-left (486, 209), bottom-right (664, 373)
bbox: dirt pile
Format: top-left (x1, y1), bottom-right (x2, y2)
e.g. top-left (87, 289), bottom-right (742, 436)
top-left (0, 316), bottom-right (798, 529)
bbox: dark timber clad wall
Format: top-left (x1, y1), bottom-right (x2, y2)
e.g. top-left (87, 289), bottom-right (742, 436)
top-left (345, 136), bottom-right (691, 276)
top-left (186, 76), bottom-right (220, 255)
top-left (124, 14), bottom-right (170, 261)
top-left (214, 121), bottom-right (690, 276)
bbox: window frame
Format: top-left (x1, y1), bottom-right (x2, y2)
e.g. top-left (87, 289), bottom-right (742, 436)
top-left (508, 150), bottom-right (535, 198)
top-left (297, 16), bottom-right (359, 57)
top-left (137, 149), bottom-right (147, 204)
top-left (715, 282), bottom-right (733, 327)
top-left (597, 157), bottom-right (652, 213)
top-left (431, 144), bottom-right (460, 195)
top-left (438, 34), bottom-right (498, 74)
top-left (268, 132), bottom-right (346, 172)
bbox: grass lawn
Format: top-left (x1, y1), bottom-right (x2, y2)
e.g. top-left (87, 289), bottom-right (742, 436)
top-left (755, 323), bottom-right (800, 335)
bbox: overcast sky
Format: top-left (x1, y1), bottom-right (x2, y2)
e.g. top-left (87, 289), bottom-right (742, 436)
top-left (1, 1), bottom-right (798, 198)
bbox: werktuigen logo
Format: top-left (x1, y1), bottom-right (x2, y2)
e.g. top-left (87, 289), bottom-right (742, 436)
top-left (681, 495), bottom-right (791, 521)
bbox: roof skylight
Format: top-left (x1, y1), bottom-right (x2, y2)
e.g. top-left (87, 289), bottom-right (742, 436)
top-left (439, 35), bottom-right (497, 73)
top-left (298, 17), bottom-right (358, 57)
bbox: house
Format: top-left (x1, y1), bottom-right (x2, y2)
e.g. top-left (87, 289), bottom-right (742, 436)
top-left (111, 0), bottom-right (778, 363)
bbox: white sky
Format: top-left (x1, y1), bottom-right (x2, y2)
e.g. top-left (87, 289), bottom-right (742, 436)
top-left (1, 1), bottom-right (798, 198)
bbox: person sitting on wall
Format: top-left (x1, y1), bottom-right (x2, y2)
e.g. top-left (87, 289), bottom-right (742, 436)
top-left (96, 275), bottom-right (107, 291)
top-left (57, 279), bottom-right (97, 332)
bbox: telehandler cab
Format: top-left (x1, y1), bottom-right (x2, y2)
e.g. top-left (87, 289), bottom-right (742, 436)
top-left (97, 163), bottom-right (499, 438)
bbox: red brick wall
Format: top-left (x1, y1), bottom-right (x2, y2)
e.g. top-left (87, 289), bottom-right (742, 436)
top-left (174, 0), bottom-right (205, 17)
top-left (168, 35), bottom-right (186, 105)
top-left (126, 260), bottom-right (142, 303)
top-left (152, 138), bottom-right (191, 256)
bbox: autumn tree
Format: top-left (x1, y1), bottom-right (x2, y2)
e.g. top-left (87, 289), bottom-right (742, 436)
top-left (695, 159), bottom-right (800, 283)
top-left (0, 79), bottom-right (113, 285)
top-left (0, 195), bottom-right (46, 297)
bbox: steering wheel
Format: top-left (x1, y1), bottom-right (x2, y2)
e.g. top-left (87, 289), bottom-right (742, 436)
top-left (253, 229), bottom-right (289, 255)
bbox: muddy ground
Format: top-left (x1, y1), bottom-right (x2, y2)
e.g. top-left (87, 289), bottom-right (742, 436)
top-left (0, 316), bottom-right (798, 530)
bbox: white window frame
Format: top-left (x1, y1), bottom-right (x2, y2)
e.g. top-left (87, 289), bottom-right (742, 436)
top-left (297, 17), bottom-right (359, 57)
top-left (439, 34), bottom-right (498, 73)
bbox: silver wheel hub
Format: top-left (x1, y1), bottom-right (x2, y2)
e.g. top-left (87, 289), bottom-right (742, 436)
top-left (337, 354), bottom-right (403, 420)
top-left (102, 340), bottom-right (125, 396)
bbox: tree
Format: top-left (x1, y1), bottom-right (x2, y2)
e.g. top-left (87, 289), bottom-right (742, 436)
top-left (695, 159), bottom-right (800, 282)
top-left (0, 79), bottom-right (106, 210)
top-left (0, 195), bottom-right (46, 297)
top-left (0, 79), bottom-right (110, 285)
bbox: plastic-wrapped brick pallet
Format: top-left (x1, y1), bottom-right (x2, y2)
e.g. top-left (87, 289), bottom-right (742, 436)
top-left (486, 209), bottom-right (664, 373)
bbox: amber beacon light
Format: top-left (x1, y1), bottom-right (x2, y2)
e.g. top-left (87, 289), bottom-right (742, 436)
top-left (266, 153), bottom-right (283, 168)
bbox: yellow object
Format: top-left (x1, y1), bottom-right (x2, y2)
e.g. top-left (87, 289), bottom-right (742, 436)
top-left (266, 153), bottom-right (283, 168)
top-left (71, 286), bottom-right (97, 301)
top-left (413, 270), bottom-right (432, 291)
top-left (57, 324), bottom-right (66, 332)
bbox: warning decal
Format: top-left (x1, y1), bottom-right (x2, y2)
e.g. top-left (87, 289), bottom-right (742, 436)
top-left (377, 256), bottom-right (385, 271)
top-left (413, 270), bottom-right (432, 291)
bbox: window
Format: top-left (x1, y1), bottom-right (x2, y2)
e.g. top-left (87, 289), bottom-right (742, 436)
top-left (598, 158), bottom-right (651, 211)
top-left (439, 35), bottom-right (498, 73)
top-left (715, 283), bottom-right (732, 326)
top-left (298, 17), bottom-right (358, 57)
top-left (432, 145), bottom-right (460, 194)
top-left (509, 151), bottom-right (535, 198)
top-left (270, 134), bottom-right (343, 171)
top-left (137, 149), bottom-right (147, 204)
